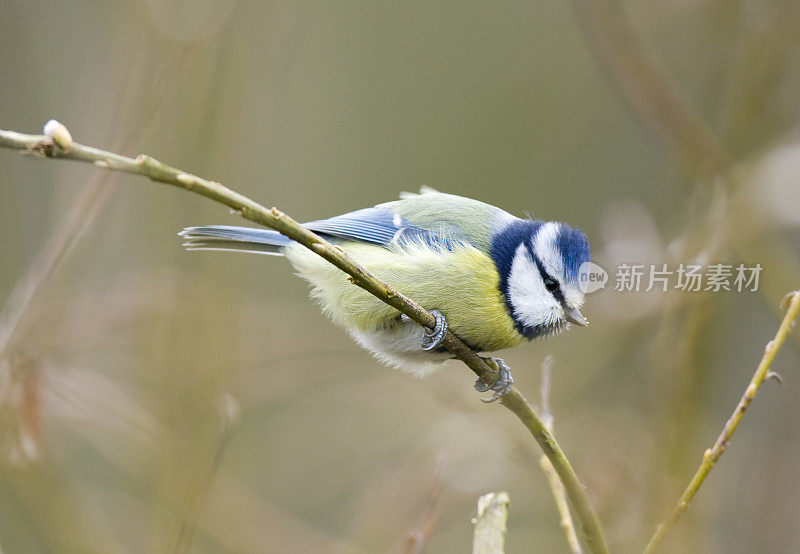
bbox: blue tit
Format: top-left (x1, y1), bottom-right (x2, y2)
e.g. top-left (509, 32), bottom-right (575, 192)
top-left (180, 187), bottom-right (590, 401)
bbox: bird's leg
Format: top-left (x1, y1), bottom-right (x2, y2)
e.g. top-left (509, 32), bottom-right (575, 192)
top-left (399, 312), bottom-right (512, 401)
top-left (474, 357), bottom-right (514, 403)
top-left (421, 310), bottom-right (448, 351)
top-left (399, 309), bottom-right (448, 351)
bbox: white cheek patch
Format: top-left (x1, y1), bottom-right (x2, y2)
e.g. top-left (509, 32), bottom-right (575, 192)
top-left (531, 221), bottom-right (588, 309)
top-left (507, 244), bottom-right (558, 329)
top-left (563, 285), bottom-right (585, 308)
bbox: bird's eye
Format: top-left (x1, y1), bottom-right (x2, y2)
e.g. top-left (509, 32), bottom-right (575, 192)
top-left (544, 278), bottom-right (559, 292)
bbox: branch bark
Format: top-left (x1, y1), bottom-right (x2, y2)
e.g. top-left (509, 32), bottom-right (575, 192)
top-left (0, 124), bottom-right (609, 554)
top-left (644, 290), bottom-right (800, 553)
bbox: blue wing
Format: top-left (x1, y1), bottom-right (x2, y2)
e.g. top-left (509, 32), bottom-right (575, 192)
top-left (303, 207), bottom-right (406, 245)
top-left (181, 206), bottom-right (466, 254)
top-left (305, 207), bottom-right (468, 248)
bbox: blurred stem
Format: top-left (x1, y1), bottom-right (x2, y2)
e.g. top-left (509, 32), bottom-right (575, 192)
top-left (572, 2), bottom-right (800, 548)
top-left (0, 180), bottom-right (114, 368)
top-left (644, 290), bottom-right (800, 553)
top-left (570, 0), bottom-right (727, 177)
top-left (540, 456), bottom-right (582, 554)
top-left (171, 394), bottom-right (240, 553)
top-left (719, 2), bottom-right (800, 157)
top-left (572, 0), bottom-right (800, 324)
top-left (538, 357), bottom-right (582, 554)
top-left (0, 39), bottom-right (204, 372)
top-left (0, 127), bottom-right (610, 554)
top-left (472, 492), bottom-right (510, 554)
top-left (401, 468), bottom-right (441, 554)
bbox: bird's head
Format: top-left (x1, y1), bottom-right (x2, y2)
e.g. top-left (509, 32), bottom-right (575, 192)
top-left (492, 220), bottom-right (590, 338)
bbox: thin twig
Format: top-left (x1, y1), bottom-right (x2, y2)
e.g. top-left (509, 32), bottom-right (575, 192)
top-left (0, 125), bottom-right (610, 554)
top-left (644, 290), bottom-right (800, 553)
top-left (538, 357), bottom-right (583, 554)
top-left (472, 492), bottom-right (510, 554)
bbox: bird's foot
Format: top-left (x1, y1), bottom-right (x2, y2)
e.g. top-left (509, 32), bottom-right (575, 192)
top-left (474, 357), bottom-right (514, 403)
top-left (420, 310), bottom-right (448, 351)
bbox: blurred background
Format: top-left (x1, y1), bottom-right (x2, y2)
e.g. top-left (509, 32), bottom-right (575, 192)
top-left (1, 1), bottom-right (799, 552)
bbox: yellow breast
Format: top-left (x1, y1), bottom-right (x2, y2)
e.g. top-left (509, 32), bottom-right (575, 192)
top-left (284, 240), bottom-right (528, 352)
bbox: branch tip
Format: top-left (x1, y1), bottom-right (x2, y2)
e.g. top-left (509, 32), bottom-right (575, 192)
top-left (765, 371), bottom-right (783, 385)
top-left (472, 491), bottom-right (510, 554)
top-left (43, 119), bottom-right (73, 152)
top-left (780, 291), bottom-right (799, 310)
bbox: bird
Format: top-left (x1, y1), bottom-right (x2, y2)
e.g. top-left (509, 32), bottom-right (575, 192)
top-left (179, 187), bottom-right (590, 402)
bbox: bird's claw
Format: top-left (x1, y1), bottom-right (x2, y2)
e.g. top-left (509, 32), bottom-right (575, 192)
top-left (421, 310), bottom-right (447, 351)
top-left (474, 357), bottom-right (514, 403)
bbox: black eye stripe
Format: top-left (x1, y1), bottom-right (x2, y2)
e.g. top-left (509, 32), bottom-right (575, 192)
top-left (490, 220), bottom-right (568, 340)
top-left (525, 242), bottom-right (566, 303)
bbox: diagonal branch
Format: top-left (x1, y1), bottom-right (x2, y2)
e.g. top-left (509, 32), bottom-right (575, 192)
top-left (644, 290), bottom-right (800, 553)
top-left (0, 124), bottom-right (609, 554)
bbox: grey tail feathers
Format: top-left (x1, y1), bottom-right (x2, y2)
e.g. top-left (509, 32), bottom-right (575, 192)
top-left (179, 225), bottom-right (293, 256)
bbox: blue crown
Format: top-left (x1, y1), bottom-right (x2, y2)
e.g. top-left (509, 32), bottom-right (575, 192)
top-left (556, 224), bottom-right (590, 282)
